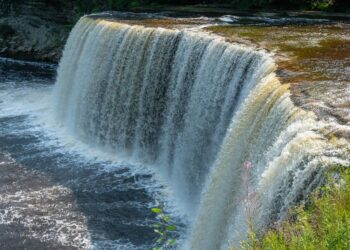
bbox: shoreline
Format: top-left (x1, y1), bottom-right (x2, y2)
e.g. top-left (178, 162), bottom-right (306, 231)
top-left (1, 7), bottom-right (350, 63)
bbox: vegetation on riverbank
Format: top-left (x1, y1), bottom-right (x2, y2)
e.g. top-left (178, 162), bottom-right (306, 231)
top-left (125, 0), bottom-right (349, 12)
top-left (1, 0), bottom-right (349, 62)
top-left (1, 0), bottom-right (349, 15)
top-left (72, 0), bottom-right (348, 13)
top-left (242, 166), bottom-right (350, 250)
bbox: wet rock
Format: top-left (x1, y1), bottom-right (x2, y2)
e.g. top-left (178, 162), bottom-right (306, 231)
top-left (0, 1), bottom-right (75, 63)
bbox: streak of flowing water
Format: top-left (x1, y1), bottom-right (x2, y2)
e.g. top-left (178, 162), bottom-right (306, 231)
top-left (54, 16), bottom-right (349, 249)
top-left (55, 18), bottom-right (278, 212)
top-left (1, 15), bottom-right (348, 250)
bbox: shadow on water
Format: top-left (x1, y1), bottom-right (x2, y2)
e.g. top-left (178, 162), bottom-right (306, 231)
top-left (0, 58), bottom-right (169, 249)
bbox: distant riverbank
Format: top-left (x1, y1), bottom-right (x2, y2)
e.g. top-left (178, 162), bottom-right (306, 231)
top-left (0, 2), bottom-right (349, 63)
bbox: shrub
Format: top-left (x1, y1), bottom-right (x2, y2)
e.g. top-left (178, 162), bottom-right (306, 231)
top-left (241, 166), bottom-right (350, 249)
top-left (0, 23), bottom-right (15, 39)
top-left (151, 207), bottom-right (177, 250)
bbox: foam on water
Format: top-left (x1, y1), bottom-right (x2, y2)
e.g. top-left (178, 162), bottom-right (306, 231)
top-left (1, 15), bottom-right (349, 249)
top-left (52, 16), bottom-right (349, 249)
top-left (0, 58), bottom-right (176, 249)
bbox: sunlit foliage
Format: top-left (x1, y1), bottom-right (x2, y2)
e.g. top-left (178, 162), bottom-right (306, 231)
top-left (242, 167), bottom-right (350, 250)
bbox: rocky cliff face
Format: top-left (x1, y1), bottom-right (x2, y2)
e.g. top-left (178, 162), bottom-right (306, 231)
top-left (0, 0), bottom-right (76, 62)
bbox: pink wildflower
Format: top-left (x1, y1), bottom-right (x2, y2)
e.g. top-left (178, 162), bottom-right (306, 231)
top-left (243, 160), bottom-right (253, 170)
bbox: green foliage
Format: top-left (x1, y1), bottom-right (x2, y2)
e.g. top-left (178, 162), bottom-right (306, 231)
top-left (74, 0), bottom-right (144, 14)
top-left (273, 0), bottom-right (335, 10)
top-left (2, 0), bottom-right (348, 16)
top-left (0, 23), bottom-right (15, 39)
top-left (227, 0), bottom-right (272, 10)
top-left (141, 0), bottom-right (347, 11)
top-left (152, 207), bottom-right (163, 213)
top-left (0, 0), bottom-right (21, 15)
top-left (241, 166), bottom-right (350, 250)
top-left (224, 0), bottom-right (340, 10)
top-left (24, 0), bottom-right (346, 14)
top-left (151, 207), bottom-right (177, 250)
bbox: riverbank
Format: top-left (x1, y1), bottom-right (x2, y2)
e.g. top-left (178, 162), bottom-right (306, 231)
top-left (242, 166), bottom-right (350, 250)
top-left (1, 2), bottom-right (350, 63)
top-left (1, 8), bottom-right (349, 249)
top-left (0, 17), bottom-right (71, 62)
top-left (206, 22), bottom-right (350, 140)
top-left (133, 4), bottom-right (350, 20)
top-left (0, 1), bottom-right (74, 63)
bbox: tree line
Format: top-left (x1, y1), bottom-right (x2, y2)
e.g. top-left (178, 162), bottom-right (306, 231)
top-left (74, 0), bottom-right (349, 12)
top-left (1, 0), bottom-right (349, 15)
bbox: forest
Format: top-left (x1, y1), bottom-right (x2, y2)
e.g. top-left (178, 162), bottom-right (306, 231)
top-left (1, 0), bottom-right (349, 14)
top-left (64, 0), bottom-right (350, 12)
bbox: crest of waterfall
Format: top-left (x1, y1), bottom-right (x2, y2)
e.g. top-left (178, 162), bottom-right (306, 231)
top-left (54, 16), bottom-right (349, 249)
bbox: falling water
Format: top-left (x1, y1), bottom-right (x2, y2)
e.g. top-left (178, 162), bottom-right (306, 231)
top-left (54, 16), bottom-right (349, 249)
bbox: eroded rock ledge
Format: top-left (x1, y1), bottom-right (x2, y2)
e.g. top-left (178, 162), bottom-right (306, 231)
top-left (0, 1), bottom-right (75, 62)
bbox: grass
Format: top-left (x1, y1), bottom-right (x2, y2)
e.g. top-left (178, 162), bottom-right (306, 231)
top-left (241, 166), bottom-right (350, 250)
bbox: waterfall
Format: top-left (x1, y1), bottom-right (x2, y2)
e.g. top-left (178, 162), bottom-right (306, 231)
top-left (54, 16), bottom-right (348, 249)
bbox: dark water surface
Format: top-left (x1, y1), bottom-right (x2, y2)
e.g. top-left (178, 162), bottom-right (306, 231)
top-left (0, 57), bottom-right (175, 249)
